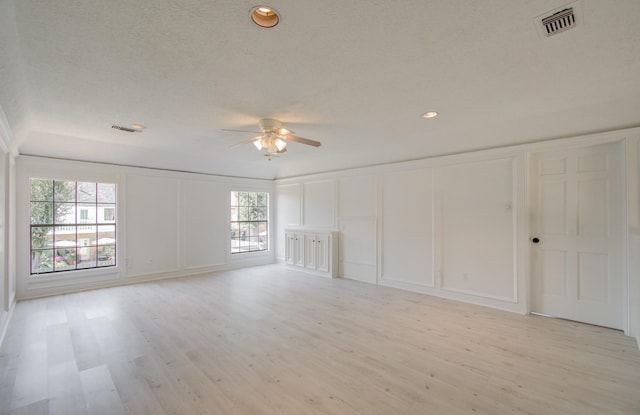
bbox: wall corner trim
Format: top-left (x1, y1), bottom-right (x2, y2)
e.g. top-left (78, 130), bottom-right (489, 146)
top-left (0, 300), bottom-right (16, 348)
top-left (0, 105), bottom-right (19, 158)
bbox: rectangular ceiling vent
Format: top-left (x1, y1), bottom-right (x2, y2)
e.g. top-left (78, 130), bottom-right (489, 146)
top-left (111, 125), bottom-right (140, 133)
top-left (541, 7), bottom-right (576, 36)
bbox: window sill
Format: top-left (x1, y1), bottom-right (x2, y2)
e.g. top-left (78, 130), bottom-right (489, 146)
top-left (26, 266), bottom-right (121, 290)
top-left (229, 249), bottom-right (273, 262)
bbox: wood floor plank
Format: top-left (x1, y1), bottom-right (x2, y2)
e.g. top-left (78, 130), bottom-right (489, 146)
top-left (47, 360), bottom-right (87, 415)
top-left (1, 265), bottom-right (639, 414)
top-left (8, 398), bottom-right (48, 415)
top-left (79, 365), bottom-right (125, 415)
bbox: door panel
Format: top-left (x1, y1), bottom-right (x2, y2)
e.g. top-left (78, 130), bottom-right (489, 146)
top-left (531, 142), bottom-right (623, 329)
top-left (577, 252), bottom-right (609, 302)
top-left (541, 250), bottom-right (567, 296)
top-left (540, 181), bottom-right (567, 235)
top-left (577, 178), bottom-right (608, 237)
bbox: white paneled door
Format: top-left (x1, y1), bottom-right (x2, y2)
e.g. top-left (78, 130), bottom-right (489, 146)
top-left (530, 143), bottom-right (623, 329)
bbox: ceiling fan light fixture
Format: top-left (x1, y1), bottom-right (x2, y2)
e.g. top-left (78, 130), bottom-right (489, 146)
top-left (227, 118), bottom-right (321, 156)
top-left (251, 5), bottom-right (280, 28)
top-left (274, 138), bottom-right (287, 151)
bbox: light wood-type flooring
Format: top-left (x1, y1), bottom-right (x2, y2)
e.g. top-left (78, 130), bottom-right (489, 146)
top-left (1, 265), bottom-right (639, 414)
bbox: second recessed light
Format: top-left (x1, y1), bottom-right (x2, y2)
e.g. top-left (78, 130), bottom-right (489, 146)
top-left (251, 6), bottom-right (280, 28)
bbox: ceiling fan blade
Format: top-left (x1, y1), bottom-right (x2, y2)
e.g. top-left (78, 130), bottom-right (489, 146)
top-left (228, 135), bottom-right (262, 149)
top-left (221, 128), bottom-right (262, 134)
top-left (284, 134), bottom-right (322, 147)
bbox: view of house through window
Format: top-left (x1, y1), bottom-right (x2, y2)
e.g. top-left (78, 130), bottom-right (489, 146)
top-left (230, 191), bottom-right (268, 254)
top-left (30, 179), bottom-right (117, 274)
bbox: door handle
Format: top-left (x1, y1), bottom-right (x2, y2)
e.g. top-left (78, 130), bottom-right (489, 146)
top-left (531, 237), bottom-right (540, 244)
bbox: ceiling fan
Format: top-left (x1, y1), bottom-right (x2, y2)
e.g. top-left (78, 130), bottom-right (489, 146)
top-left (226, 118), bottom-right (321, 158)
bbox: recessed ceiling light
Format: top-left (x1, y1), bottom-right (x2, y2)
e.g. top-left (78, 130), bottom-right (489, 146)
top-left (251, 5), bottom-right (280, 28)
top-left (422, 111), bottom-right (438, 119)
top-left (130, 124), bottom-right (146, 130)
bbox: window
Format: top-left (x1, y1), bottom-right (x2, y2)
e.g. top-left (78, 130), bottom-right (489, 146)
top-left (230, 191), bottom-right (268, 254)
top-left (30, 179), bottom-right (117, 275)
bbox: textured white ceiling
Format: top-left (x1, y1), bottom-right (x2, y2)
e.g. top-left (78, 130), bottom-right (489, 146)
top-left (1, 0), bottom-right (639, 179)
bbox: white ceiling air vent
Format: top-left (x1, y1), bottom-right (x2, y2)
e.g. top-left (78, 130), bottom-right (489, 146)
top-left (542, 8), bottom-right (575, 36)
top-left (535, 2), bottom-right (582, 39)
top-left (112, 125), bottom-right (142, 133)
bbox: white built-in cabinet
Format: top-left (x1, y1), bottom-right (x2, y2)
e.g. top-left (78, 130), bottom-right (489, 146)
top-left (285, 229), bottom-right (338, 277)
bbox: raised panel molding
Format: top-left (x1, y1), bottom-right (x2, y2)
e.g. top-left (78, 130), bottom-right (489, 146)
top-left (183, 180), bottom-right (227, 270)
top-left (380, 168), bottom-right (435, 287)
top-left (339, 217), bottom-right (376, 284)
top-left (439, 158), bottom-right (517, 303)
top-left (338, 175), bottom-right (378, 283)
top-left (126, 175), bottom-right (180, 278)
top-left (276, 183), bottom-right (302, 227)
top-left (303, 180), bottom-right (335, 228)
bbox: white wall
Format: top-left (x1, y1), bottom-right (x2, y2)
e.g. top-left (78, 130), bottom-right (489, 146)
top-left (276, 150), bottom-right (527, 313)
top-left (276, 128), bottom-right (640, 321)
top-left (6, 129), bottom-right (640, 345)
top-left (15, 156), bottom-right (273, 298)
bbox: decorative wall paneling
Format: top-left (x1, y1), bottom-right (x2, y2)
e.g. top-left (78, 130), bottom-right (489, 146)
top-left (276, 154), bottom-right (525, 314)
top-left (338, 175), bottom-right (377, 283)
top-left (438, 158), bottom-right (517, 302)
top-left (275, 128), bottom-right (640, 329)
top-left (380, 168), bottom-right (435, 288)
top-left (126, 175), bottom-right (180, 278)
top-left (274, 183), bottom-right (301, 260)
top-left (303, 180), bottom-right (336, 228)
top-left (182, 180), bottom-right (228, 271)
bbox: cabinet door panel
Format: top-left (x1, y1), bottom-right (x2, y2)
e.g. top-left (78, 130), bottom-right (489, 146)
top-left (285, 233), bottom-right (295, 264)
top-left (316, 234), bottom-right (330, 273)
top-left (304, 234), bottom-right (316, 269)
top-left (294, 234), bottom-right (305, 267)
